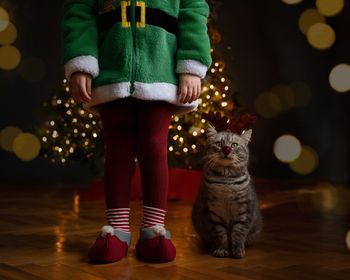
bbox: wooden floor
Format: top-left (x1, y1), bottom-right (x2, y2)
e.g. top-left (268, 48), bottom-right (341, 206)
top-left (0, 180), bottom-right (350, 279)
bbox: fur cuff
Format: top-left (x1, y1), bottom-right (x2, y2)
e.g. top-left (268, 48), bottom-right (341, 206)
top-left (176, 59), bottom-right (208, 79)
top-left (64, 55), bottom-right (99, 81)
top-left (99, 225), bottom-right (131, 246)
top-left (139, 225), bottom-right (171, 242)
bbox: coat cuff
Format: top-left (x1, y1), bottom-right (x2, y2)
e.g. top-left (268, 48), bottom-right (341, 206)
top-left (64, 55), bottom-right (99, 81)
top-left (176, 59), bottom-right (208, 79)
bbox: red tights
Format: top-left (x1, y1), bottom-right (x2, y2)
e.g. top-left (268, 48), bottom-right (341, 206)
top-left (97, 97), bottom-right (175, 211)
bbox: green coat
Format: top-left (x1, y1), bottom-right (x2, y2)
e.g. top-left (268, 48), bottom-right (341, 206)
top-left (62, 0), bottom-right (212, 116)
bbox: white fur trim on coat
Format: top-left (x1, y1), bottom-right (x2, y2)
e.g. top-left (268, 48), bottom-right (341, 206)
top-left (82, 81), bottom-right (199, 117)
top-left (64, 55), bottom-right (99, 81)
top-left (176, 59), bottom-right (208, 79)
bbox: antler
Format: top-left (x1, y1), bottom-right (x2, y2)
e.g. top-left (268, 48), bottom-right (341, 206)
top-left (201, 110), bottom-right (257, 134)
top-left (201, 111), bottom-right (230, 132)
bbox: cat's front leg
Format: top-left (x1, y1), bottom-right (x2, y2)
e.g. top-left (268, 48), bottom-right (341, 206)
top-left (212, 224), bottom-right (229, 257)
top-left (230, 220), bottom-right (251, 258)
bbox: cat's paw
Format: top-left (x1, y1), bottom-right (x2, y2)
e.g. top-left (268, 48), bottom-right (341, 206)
top-left (212, 248), bottom-right (229, 258)
top-left (231, 245), bottom-right (245, 258)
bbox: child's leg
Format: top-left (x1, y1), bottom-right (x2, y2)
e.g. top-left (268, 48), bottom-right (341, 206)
top-left (135, 99), bottom-right (176, 263)
top-left (135, 99), bottom-right (174, 213)
top-left (98, 97), bottom-right (137, 231)
top-left (88, 97), bottom-right (137, 263)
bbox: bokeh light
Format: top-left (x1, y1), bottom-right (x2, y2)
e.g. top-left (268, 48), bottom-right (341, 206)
top-left (298, 8), bottom-right (326, 35)
top-left (0, 126), bottom-right (22, 152)
top-left (290, 81), bottom-right (312, 107)
top-left (289, 145), bottom-right (318, 174)
top-left (311, 183), bottom-right (338, 211)
top-left (0, 7), bottom-right (9, 32)
top-left (329, 64), bottom-right (350, 93)
top-left (346, 230), bottom-right (350, 252)
top-left (0, 22), bottom-right (17, 45)
top-left (254, 91), bottom-right (282, 118)
top-left (306, 23), bottom-right (335, 50)
top-left (19, 56), bottom-right (46, 82)
top-left (270, 84), bottom-right (295, 111)
top-left (274, 135), bottom-right (302, 163)
top-left (13, 133), bottom-right (41, 161)
top-left (316, 0), bottom-right (344, 17)
top-left (282, 0), bottom-right (303, 5)
top-left (0, 45), bottom-right (21, 70)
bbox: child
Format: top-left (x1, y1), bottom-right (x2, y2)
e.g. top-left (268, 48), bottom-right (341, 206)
top-left (62, 0), bottom-right (212, 263)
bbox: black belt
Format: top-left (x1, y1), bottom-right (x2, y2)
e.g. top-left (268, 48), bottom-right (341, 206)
top-left (97, 5), bottom-right (179, 38)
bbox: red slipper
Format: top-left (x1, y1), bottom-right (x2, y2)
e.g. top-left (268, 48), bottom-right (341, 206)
top-left (136, 225), bottom-right (176, 263)
top-left (88, 225), bottom-right (131, 263)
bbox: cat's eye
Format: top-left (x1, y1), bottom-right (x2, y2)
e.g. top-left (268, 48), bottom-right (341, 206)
top-left (231, 142), bottom-right (238, 148)
top-left (215, 141), bottom-right (222, 147)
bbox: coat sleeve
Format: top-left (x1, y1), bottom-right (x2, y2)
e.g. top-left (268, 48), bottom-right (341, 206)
top-left (175, 0), bottom-right (212, 79)
top-left (61, 0), bottom-right (99, 81)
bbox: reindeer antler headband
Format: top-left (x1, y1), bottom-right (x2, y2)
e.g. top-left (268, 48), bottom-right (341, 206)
top-left (201, 110), bottom-right (257, 135)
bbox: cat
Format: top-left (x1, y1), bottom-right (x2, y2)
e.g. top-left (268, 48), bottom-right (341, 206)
top-left (192, 121), bottom-right (262, 258)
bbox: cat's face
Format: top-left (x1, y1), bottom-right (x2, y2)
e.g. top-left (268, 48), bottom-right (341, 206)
top-left (203, 122), bottom-right (252, 170)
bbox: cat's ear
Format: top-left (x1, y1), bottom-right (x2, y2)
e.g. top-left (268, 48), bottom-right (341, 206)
top-left (206, 121), bottom-right (217, 138)
top-left (241, 129), bottom-right (252, 143)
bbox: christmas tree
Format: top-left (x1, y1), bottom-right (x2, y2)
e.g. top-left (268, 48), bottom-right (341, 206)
top-left (36, 0), bottom-right (240, 170)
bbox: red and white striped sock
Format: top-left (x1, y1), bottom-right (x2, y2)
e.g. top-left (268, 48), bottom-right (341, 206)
top-left (106, 208), bottom-right (131, 233)
top-left (142, 206), bottom-right (166, 228)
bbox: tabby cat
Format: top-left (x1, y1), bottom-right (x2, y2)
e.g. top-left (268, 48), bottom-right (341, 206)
top-left (192, 122), bottom-right (262, 258)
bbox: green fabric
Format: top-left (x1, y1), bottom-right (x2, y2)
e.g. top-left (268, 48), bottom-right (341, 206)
top-left (176, 0), bottom-right (212, 67)
top-left (61, 0), bottom-right (99, 64)
top-left (62, 0), bottom-right (212, 89)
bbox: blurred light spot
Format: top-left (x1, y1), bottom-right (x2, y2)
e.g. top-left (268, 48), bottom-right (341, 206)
top-left (19, 56), bottom-right (46, 82)
top-left (282, 0), bottom-right (303, 4)
top-left (274, 135), bottom-right (302, 163)
top-left (0, 7), bottom-right (9, 32)
top-left (289, 145), bottom-right (318, 174)
top-left (74, 192), bottom-right (80, 214)
top-left (316, 0), bottom-right (344, 17)
top-left (290, 81), bottom-right (312, 107)
top-left (298, 8), bottom-right (325, 34)
top-left (0, 45), bottom-right (21, 70)
top-left (311, 183), bottom-right (338, 211)
top-left (329, 64), bottom-right (350, 93)
top-left (0, 126), bottom-right (22, 152)
top-left (346, 230), bottom-right (350, 252)
top-left (254, 91), bottom-right (281, 118)
top-left (270, 84), bottom-right (295, 111)
top-left (0, 22), bottom-right (16, 44)
top-left (13, 133), bottom-right (41, 161)
top-left (54, 226), bottom-right (65, 253)
top-left (306, 23), bottom-right (335, 50)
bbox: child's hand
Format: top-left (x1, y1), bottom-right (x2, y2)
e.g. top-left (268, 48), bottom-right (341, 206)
top-left (178, 73), bottom-right (201, 104)
top-left (69, 71), bottom-right (93, 103)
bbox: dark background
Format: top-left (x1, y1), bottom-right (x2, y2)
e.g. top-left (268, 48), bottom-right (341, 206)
top-left (0, 0), bottom-right (349, 183)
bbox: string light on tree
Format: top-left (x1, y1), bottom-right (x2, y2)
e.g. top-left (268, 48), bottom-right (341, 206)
top-left (36, 79), bottom-right (104, 168)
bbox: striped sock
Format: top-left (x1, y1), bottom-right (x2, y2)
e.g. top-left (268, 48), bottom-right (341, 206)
top-left (142, 206), bottom-right (166, 228)
top-left (106, 208), bottom-right (131, 233)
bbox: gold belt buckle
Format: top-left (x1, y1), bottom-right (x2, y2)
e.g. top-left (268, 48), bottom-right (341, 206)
top-left (136, 1), bottom-right (146, 28)
top-left (121, 1), bottom-right (131, 27)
